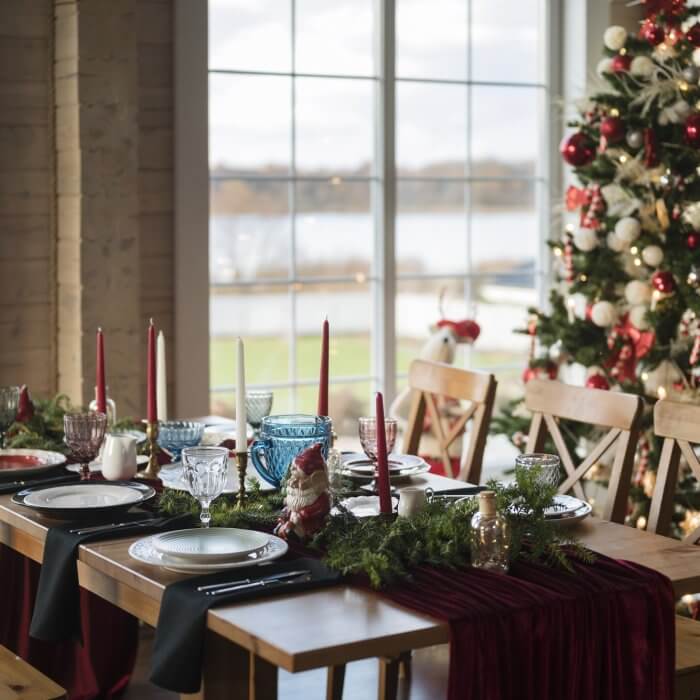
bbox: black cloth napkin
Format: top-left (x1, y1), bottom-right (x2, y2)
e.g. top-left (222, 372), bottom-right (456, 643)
top-left (0, 471), bottom-right (79, 495)
top-left (151, 557), bottom-right (341, 693)
top-left (29, 512), bottom-right (195, 642)
top-left (431, 485), bottom-right (486, 496)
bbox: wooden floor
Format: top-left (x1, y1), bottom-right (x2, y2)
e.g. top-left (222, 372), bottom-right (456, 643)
top-left (123, 625), bottom-right (449, 700)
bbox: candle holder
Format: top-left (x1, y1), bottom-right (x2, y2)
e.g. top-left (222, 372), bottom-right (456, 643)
top-left (136, 420), bottom-right (161, 481)
top-left (235, 451), bottom-right (248, 509)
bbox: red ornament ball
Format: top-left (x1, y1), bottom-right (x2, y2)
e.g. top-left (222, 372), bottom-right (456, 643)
top-left (685, 114), bottom-right (700, 148)
top-left (687, 23), bottom-right (700, 47)
top-left (610, 54), bottom-right (632, 73)
top-left (586, 374), bottom-right (610, 391)
top-left (642, 23), bottom-right (665, 45)
top-left (560, 132), bottom-right (595, 167)
top-left (522, 363), bottom-right (558, 384)
top-left (688, 232), bottom-right (700, 250)
top-left (651, 270), bottom-right (676, 294)
top-left (600, 116), bottom-right (625, 143)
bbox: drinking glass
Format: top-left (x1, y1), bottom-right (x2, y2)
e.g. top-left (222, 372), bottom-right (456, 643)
top-left (0, 386), bottom-right (20, 448)
top-left (64, 412), bottom-right (108, 480)
top-left (515, 453), bottom-right (562, 488)
top-left (358, 417), bottom-right (398, 462)
top-left (245, 390), bottom-right (274, 433)
top-left (182, 446), bottom-right (229, 527)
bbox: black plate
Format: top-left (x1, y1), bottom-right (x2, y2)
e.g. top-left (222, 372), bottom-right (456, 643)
top-left (11, 480), bottom-right (156, 521)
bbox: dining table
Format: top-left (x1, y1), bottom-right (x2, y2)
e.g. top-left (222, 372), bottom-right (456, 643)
top-left (2, 469), bottom-right (700, 700)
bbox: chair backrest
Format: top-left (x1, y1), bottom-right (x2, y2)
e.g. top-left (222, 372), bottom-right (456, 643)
top-left (524, 379), bottom-right (644, 523)
top-left (402, 359), bottom-right (497, 483)
top-left (648, 399), bottom-right (700, 543)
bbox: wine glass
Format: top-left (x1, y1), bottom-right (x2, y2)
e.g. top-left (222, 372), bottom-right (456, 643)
top-left (181, 446), bottom-right (229, 527)
top-left (64, 412), bottom-right (108, 480)
top-left (0, 386), bottom-right (20, 448)
top-left (245, 390), bottom-right (274, 435)
top-left (358, 417), bottom-right (398, 463)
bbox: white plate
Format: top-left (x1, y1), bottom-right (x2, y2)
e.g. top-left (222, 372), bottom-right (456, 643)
top-left (159, 460), bottom-right (276, 494)
top-left (545, 495), bottom-right (590, 519)
top-left (67, 454), bottom-right (149, 474)
top-left (153, 527), bottom-right (270, 564)
top-left (332, 496), bottom-right (399, 518)
top-left (23, 483), bottom-right (145, 509)
top-left (341, 453), bottom-right (425, 471)
top-left (339, 462), bottom-right (430, 481)
top-left (202, 422), bottom-right (254, 444)
top-left (129, 532), bottom-right (288, 574)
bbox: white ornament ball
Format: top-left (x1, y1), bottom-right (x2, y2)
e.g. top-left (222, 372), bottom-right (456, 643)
top-left (603, 26), bottom-right (627, 51)
top-left (630, 55), bottom-right (654, 79)
top-left (629, 305), bottom-right (650, 330)
top-left (625, 280), bottom-right (652, 305)
top-left (693, 48), bottom-right (700, 68)
top-left (590, 301), bottom-right (617, 327)
top-left (597, 57), bottom-right (614, 76)
top-left (607, 232), bottom-right (627, 252)
top-left (641, 245), bottom-right (664, 267)
top-left (626, 130), bottom-right (644, 149)
top-left (614, 217), bottom-right (641, 244)
top-left (573, 228), bottom-right (599, 252)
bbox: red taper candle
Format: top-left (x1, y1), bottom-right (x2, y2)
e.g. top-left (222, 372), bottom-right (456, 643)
top-left (96, 327), bottom-right (106, 414)
top-left (147, 318), bottom-right (158, 423)
top-left (317, 318), bottom-right (329, 417)
top-left (375, 391), bottom-right (392, 515)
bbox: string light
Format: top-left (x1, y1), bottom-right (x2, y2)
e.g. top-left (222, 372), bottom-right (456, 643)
top-left (630, 246), bottom-right (639, 254)
top-left (657, 386), bottom-right (667, 400)
top-left (620, 154), bottom-right (628, 163)
top-left (634, 257), bottom-right (642, 267)
top-left (619, 48), bottom-right (627, 56)
top-left (610, 108), bottom-right (620, 117)
top-left (565, 223), bottom-right (575, 233)
top-left (679, 80), bottom-right (690, 92)
top-left (579, 274), bottom-right (588, 282)
top-left (553, 247), bottom-right (562, 257)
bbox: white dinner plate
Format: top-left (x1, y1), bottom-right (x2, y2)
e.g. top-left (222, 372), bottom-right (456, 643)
top-left (332, 496), bottom-right (399, 518)
top-left (341, 453), bottom-right (425, 471)
top-left (159, 460), bottom-right (276, 494)
top-left (129, 532), bottom-right (288, 574)
top-left (153, 527), bottom-right (270, 564)
top-left (545, 495), bottom-right (590, 519)
top-left (66, 454), bottom-right (149, 474)
top-left (339, 461), bottom-right (430, 481)
top-left (0, 449), bottom-right (67, 478)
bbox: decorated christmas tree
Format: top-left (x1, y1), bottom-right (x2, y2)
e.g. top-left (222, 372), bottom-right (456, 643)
top-left (495, 0), bottom-right (700, 536)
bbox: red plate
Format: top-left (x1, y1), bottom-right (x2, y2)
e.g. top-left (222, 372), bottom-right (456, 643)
top-left (0, 449), bottom-right (67, 478)
top-left (0, 454), bottom-right (42, 470)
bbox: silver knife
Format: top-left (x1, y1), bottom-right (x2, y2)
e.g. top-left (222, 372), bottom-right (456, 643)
top-left (204, 569), bottom-right (312, 596)
top-left (69, 517), bottom-right (160, 536)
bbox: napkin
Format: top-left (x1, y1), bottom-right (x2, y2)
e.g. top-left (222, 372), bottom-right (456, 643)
top-left (29, 512), bottom-right (194, 642)
top-left (150, 557), bottom-right (340, 693)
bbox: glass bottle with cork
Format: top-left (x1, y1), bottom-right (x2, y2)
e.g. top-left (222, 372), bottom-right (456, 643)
top-left (470, 490), bottom-right (510, 573)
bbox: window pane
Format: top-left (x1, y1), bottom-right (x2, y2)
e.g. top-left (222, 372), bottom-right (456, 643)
top-left (210, 285), bottom-right (291, 393)
top-left (297, 381), bottom-right (371, 438)
top-left (397, 81), bottom-right (467, 176)
top-left (470, 85), bottom-right (541, 166)
top-left (295, 0), bottom-right (374, 77)
top-left (295, 78), bottom-right (374, 174)
top-left (294, 282), bottom-right (372, 379)
top-left (209, 0), bottom-right (291, 73)
top-left (471, 0), bottom-right (544, 84)
top-left (296, 180), bottom-right (372, 279)
top-left (397, 180), bottom-right (466, 276)
top-left (209, 74), bottom-right (291, 172)
top-left (210, 180), bottom-right (290, 282)
top-left (470, 181), bottom-right (537, 277)
top-left (396, 0), bottom-right (467, 80)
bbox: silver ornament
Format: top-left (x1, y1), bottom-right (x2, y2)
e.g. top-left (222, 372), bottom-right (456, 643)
top-left (626, 130), bottom-right (643, 149)
top-left (683, 65), bottom-right (700, 84)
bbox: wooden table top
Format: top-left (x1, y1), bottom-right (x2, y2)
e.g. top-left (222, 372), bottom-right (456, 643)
top-left (2, 474), bottom-right (700, 673)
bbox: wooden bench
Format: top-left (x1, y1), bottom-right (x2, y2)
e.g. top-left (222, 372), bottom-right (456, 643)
top-left (0, 646), bottom-right (66, 700)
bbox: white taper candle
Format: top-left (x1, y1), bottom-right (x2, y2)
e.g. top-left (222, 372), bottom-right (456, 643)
top-left (236, 337), bottom-right (247, 453)
top-left (156, 330), bottom-right (167, 421)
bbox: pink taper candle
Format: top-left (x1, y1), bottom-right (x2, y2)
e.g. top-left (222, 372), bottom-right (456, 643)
top-left (147, 318), bottom-right (158, 423)
top-left (96, 328), bottom-right (106, 414)
top-left (375, 391), bottom-right (392, 515)
top-left (317, 318), bottom-right (329, 417)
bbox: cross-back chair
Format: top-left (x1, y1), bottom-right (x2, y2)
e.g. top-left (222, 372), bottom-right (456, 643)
top-left (644, 399), bottom-right (700, 700)
top-left (402, 359), bottom-right (497, 483)
top-left (524, 379), bottom-right (644, 523)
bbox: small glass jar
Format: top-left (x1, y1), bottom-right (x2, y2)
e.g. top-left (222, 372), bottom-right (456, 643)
top-left (470, 490), bottom-right (510, 574)
top-left (89, 386), bottom-right (117, 427)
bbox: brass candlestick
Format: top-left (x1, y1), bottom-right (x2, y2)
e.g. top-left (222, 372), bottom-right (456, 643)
top-left (235, 450), bottom-right (248, 509)
top-left (136, 420), bottom-right (161, 481)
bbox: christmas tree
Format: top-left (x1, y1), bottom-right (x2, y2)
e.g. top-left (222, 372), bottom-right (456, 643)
top-left (495, 0), bottom-right (700, 537)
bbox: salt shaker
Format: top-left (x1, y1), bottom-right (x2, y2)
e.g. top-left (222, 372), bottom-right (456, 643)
top-left (470, 490), bottom-right (510, 574)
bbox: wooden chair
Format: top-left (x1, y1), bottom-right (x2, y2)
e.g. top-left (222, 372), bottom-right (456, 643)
top-left (0, 645), bottom-right (66, 700)
top-left (402, 359), bottom-right (497, 483)
top-left (524, 379), bottom-right (643, 523)
top-left (646, 399), bottom-right (700, 700)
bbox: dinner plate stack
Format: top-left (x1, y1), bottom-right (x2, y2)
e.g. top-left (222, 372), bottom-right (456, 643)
top-left (339, 452), bottom-right (430, 481)
top-left (129, 527), bottom-right (289, 574)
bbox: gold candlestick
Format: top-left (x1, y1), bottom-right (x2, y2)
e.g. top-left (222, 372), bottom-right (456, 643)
top-left (235, 451), bottom-right (248, 509)
top-left (136, 420), bottom-right (161, 481)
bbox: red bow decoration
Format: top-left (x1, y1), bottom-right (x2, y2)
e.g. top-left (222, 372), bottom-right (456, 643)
top-left (566, 185), bottom-right (589, 211)
top-left (605, 314), bottom-right (655, 383)
top-left (565, 185), bottom-right (604, 228)
top-left (436, 318), bottom-right (480, 343)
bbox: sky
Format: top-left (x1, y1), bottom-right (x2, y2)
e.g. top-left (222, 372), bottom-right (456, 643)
top-left (208, 0), bottom-right (544, 172)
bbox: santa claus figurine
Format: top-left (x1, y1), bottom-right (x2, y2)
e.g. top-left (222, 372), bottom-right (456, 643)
top-left (275, 443), bottom-right (331, 541)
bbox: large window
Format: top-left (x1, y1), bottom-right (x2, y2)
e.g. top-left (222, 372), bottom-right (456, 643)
top-left (208, 0), bottom-right (550, 440)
